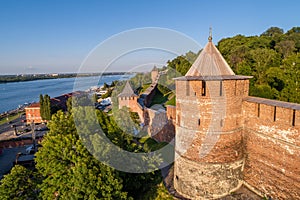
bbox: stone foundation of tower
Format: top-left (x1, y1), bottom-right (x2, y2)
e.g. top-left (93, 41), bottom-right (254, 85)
top-left (174, 156), bottom-right (244, 199)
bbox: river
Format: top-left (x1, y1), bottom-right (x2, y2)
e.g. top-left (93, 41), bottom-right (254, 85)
top-left (0, 74), bottom-right (131, 114)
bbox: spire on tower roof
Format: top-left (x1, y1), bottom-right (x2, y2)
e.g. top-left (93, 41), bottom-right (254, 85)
top-left (152, 65), bottom-right (158, 71)
top-left (185, 30), bottom-right (235, 77)
top-left (208, 27), bottom-right (212, 42)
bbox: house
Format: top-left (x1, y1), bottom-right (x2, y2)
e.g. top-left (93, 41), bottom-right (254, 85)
top-left (25, 91), bottom-right (85, 124)
top-left (25, 102), bottom-right (43, 124)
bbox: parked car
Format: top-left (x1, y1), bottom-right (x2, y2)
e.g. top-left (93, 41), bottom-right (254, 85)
top-left (35, 126), bottom-right (49, 131)
top-left (25, 144), bottom-right (41, 154)
top-left (26, 145), bottom-right (35, 154)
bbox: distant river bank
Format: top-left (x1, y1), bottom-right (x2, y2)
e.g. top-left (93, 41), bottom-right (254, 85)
top-left (0, 74), bottom-right (131, 114)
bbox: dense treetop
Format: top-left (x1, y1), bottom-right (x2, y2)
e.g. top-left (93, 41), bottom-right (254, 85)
top-left (0, 103), bottom-right (172, 199)
top-left (217, 26), bottom-right (300, 102)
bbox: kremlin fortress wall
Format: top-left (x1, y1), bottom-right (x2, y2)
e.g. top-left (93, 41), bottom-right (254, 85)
top-left (172, 78), bottom-right (300, 199)
top-left (171, 37), bottom-right (300, 199)
top-left (242, 98), bottom-right (300, 199)
top-left (118, 36), bottom-right (300, 199)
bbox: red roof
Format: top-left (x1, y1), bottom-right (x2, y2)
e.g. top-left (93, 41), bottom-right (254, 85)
top-left (26, 102), bottom-right (40, 108)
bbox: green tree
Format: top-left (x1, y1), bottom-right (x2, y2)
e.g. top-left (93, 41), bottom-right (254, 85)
top-left (286, 27), bottom-right (300, 51)
top-left (39, 94), bottom-right (52, 121)
top-left (261, 27), bottom-right (284, 37)
top-left (266, 67), bottom-right (285, 92)
top-left (217, 34), bottom-right (250, 67)
top-left (279, 54), bottom-right (300, 103)
top-left (66, 97), bottom-right (73, 113)
top-left (0, 165), bottom-right (40, 200)
top-left (103, 82), bottom-right (109, 89)
top-left (250, 84), bottom-right (277, 99)
top-left (35, 111), bottom-right (128, 199)
top-left (72, 105), bottom-right (166, 199)
top-left (129, 72), bottom-right (152, 89)
top-left (44, 95), bottom-right (51, 120)
top-left (101, 88), bottom-right (113, 98)
top-left (39, 94), bottom-right (44, 120)
top-left (217, 26), bottom-right (300, 102)
top-left (275, 40), bottom-right (296, 58)
top-left (286, 27), bottom-right (300, 34)
top-left (249, 48), bottom-right (280, 84)
top-left (185, 50), bottom-right (198, 63)
top-left (167, 55), bottom-right (192, 76)
top-left (110, 80), bottom-right (118, 87)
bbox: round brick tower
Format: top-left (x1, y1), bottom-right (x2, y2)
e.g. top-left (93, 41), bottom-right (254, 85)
top-left (173, 35), bottom-right (252, 199)
top-left (151, 66), bottom-right (159, 84)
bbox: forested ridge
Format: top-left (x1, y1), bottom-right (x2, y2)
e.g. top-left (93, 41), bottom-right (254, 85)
top-left (218, 27), bottom-right (300, 103)
top-left (167, 27), bottom-right (300, 103)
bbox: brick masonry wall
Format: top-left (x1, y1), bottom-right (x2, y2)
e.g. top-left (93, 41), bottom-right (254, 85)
top-left (147, 107), bottom-right (168, 137)
top-left (242, 100), bottom-right (300, 199)
top-left (25, 108), bottom-right (43, 124)
top-left (175, 80), bottom-right (248, 162)
top-left (118, 97), bottom-right (144, 122)
top-left (166, 105), bottom-right (176, 123)
top-left (146, 106), bottom-right (175, 143)
top-left (174, 156), bottom-right (244, 199)
top-left (143, 84), bottom-right (157, 107)
top-left (151, 120), bottom-right (175, 143)
top-left (174, 79), bottom-right (249, 198)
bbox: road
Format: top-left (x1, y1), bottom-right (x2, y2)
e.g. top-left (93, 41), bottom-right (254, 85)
top-left (0, 114), bottom-right (26, 134)
top-left (0, 113), bottom-right (48, 141)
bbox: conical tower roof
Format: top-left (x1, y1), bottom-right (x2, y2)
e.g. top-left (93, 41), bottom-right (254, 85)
top-left (152, 66), bottom-right (158, 71)
top-left (118, 81), bottom-right (138, 97)
top-left (185, 37), bottom-right (235, 77)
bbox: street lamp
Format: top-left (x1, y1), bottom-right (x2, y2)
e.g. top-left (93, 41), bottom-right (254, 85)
top-left (11, 125), bottom-right (17, 136)
top-left (30, 121), bottom-right (36, 153)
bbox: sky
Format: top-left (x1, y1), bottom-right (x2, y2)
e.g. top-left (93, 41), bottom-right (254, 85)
top-left (0, 0), bottom-right (299, 74)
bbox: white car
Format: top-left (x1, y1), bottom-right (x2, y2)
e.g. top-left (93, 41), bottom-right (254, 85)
top-left (25, 145), bottom-right (35, 154)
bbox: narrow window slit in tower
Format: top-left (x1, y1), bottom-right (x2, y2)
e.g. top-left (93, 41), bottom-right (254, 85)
top-left (258, 104), bottom-right (260, 118)
top-left (292, 109), bottom-right (296, 126)
top-left (234, 80), bottom-right (237, 95)
top-left (186, 81), bottom-right (190, 96)
top-left (202, 81), bottom-right (206, 96)
top-left (220, 119), bottom-right (224, 127)
top-left (274, 106), bottom-right (276, 122)
top-left (220, 81), bottom-right (223, 96)
top-left (198, 118), bottom-right (201, 126)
